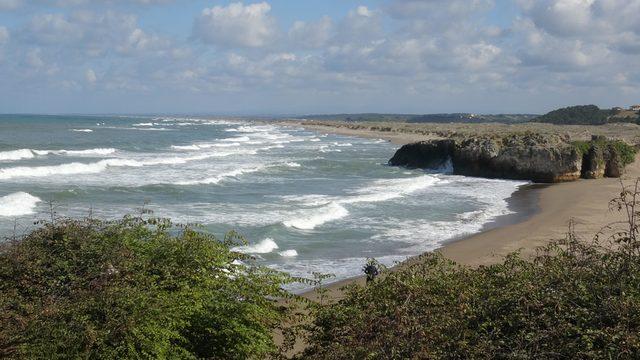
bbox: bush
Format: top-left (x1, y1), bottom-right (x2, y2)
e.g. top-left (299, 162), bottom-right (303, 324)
top-left (300, 182), bottom-right (640, 359)
top-left (0, 216), bottom-right (299, 359)
top-left (573, 139), bottom-right (637, 166)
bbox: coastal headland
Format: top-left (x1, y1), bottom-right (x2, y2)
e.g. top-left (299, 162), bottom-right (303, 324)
top-left (285, 120), bottom-right (640, 299)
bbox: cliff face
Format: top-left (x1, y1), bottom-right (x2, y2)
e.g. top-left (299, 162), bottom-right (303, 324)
top-left (389, 134), bottom-right (632, 183)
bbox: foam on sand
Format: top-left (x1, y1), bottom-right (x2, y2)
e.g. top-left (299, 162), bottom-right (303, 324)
top-left (232, 238), bottom-right (279, 254)
top-left (71, 129), bottom-right (93, 132)
top-left (0, 192), bottom-right (41, 217)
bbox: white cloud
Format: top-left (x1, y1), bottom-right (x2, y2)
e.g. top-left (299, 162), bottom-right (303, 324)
top-left (0, 26), bottom-right (8, 44)
top-left (194, 2), bottom-right (277, 48)
top-left (25, 47), bottom-right (44, 68)
top-left (288, 16), bottom-right (333, 49)
top-left (0, 0), bottom-right (21, 10)
top-left (85, 68), bottom-right (97, 84)
top-left (25, 13), bottom-right (81, 44)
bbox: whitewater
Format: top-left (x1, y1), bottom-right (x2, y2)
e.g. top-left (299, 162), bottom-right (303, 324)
top-left (0, 114), bottom-right (528, 289)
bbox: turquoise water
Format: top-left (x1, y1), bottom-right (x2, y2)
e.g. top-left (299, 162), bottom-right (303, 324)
top-left (0, 115), bottom-right (527, 288)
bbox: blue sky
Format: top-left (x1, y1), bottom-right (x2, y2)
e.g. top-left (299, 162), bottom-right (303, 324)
top-left (0, 0), bottom-right (638, 115)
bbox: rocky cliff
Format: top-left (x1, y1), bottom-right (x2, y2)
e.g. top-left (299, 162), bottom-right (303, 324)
top-left (389, 134), bottom-right (636, 183)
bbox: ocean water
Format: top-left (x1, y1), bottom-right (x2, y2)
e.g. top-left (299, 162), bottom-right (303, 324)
top-left (0, 115), bottom-right (528, 289)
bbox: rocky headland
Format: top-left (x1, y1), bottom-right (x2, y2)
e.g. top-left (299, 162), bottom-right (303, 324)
top-left (290, 120), bottom-right (640, 183)
top-left (389, 134), bottom-right (636, 183)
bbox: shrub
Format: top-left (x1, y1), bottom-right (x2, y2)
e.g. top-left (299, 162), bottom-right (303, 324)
top-left (0, 216), bottom-right (299, 359)
top-left (300, 182), bottom-right (640, 359)
top-left (573, 139), bottom-right (637, 166)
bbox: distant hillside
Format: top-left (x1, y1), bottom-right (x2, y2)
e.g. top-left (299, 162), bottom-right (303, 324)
top-left (535, 105), bottom-right (639, 125)
top-left (301, 113), bottom-right (538, 124)
top-left (407, 113), bottom-right (537, 124)
top-left (301, 114), bottom-right (414, 122)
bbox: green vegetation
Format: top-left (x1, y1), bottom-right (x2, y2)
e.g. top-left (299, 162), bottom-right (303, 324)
top-left (572, 138), bottom-right (637, 166)
top-left (4, 181), bottom-right (640, 359)
top-left (535, 105), bottom-right (619, 125)
top-left (299, 182), bottom-right (640, 359)
top-left (0, 216), bottom-right (300, 359)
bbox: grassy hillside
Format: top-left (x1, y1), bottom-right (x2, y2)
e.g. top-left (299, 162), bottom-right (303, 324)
top-left (535, 105), bottom-right (639, 125)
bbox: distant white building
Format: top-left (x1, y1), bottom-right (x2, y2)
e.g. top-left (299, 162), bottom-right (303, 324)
top-left (630, 105), bottom-right (640, 111)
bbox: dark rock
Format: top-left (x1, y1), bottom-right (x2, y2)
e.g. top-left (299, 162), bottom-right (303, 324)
top-left (389, 140), bottom-right (455, 169)
top-left (581, 144), bottom-right (605, 179)
top-left (605, 145), bottom-right (624, 178)
top-left (389, 134), bottom-right (582, 183)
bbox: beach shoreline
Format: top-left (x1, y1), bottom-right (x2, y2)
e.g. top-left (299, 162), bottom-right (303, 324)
top-left (291, 121), bottom-right (637, 300)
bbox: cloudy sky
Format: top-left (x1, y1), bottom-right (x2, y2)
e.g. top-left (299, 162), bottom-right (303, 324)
top-left (0, 0), bottom-right (638, 115)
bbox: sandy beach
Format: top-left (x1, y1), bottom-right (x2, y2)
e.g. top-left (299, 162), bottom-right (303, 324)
top-left (295, 122), bottom-right (639, 300)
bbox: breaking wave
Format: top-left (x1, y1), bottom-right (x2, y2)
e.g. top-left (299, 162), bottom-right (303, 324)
top-left (0, 149), bottom-right (258, 180)
top-left (0, 192), bottom-right (41, 217)
top-left (0, 148), bottom-right (116, 161)
top-left (0, 149), bottom-right (35, 161)
top-left (283, 202), bottom-right (350, 230)
top-left (283, 175), bottom-right (439, 230)
top-left (232, 238), bottom-right (279, 254)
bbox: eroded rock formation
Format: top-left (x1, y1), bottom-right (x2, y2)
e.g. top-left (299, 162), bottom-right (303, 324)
top-left (389, 134), bottom-right (634, 183)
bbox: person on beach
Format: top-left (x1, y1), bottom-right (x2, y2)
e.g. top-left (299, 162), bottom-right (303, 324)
top-left (363, 258), bottom-right (380, 284)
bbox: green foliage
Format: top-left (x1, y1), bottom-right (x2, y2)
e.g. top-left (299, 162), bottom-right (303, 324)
top-left (300, 181), bottom-right (640, 359)
top-left (0, 216), bottom-right (299, 359)
top-left (536, 105), bottom-right (615, 125)
top-left (611, 140), bottom-right (638, 165)
top-left (573, 139), bottom-right (637, 166)
top-left (301, 246), bottom-right (640, 359)
top-left (572, 140), bottom-right (592, 156)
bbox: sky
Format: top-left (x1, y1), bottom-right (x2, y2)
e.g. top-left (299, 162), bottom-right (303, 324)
top-left (0, 0), bottom-right (638, 115)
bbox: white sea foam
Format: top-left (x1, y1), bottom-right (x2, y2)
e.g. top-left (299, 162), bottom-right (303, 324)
top-left (32, 148), bottom-right (117, 156)
top-left (279, 249), bottom-right (298, 257)
top-left (0, 149), bottom-right (36, 161)
top-left (171, 142), bottom-right (241, 151)
top-left (0, 192), bottom-right (41, 217)
top-left (232, 238), bottom-right (279, 254)
top-left (1, 148), bottom-right (116, 161)
top-left (0, 149), bottom-right (258, 180)
top-left (282, 175), bottom-right (439, 230)
top-left (222, 136), bottom-right (250, 142)
top-left (283, 202), bottom-right (349, 230)
top-left (343, 175), bottom-right (440, 204)
top-left (284, 162), bottom-right (301, 168)
top-left (71, 129), bottom-right (93, 132)
top-left (132, 122), bottom-right (154, 127)
top-left (176, 165), bottom-right (266, 185)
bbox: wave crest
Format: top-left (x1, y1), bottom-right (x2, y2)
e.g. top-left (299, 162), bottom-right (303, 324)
top-left (232, 238), bottom-right (279, 254)
top-left (0, 192), bottom-right (41, 217)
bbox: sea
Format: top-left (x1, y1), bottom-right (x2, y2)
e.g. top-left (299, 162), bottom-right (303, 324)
top-left (0, 115), bottom-right (529, 290)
